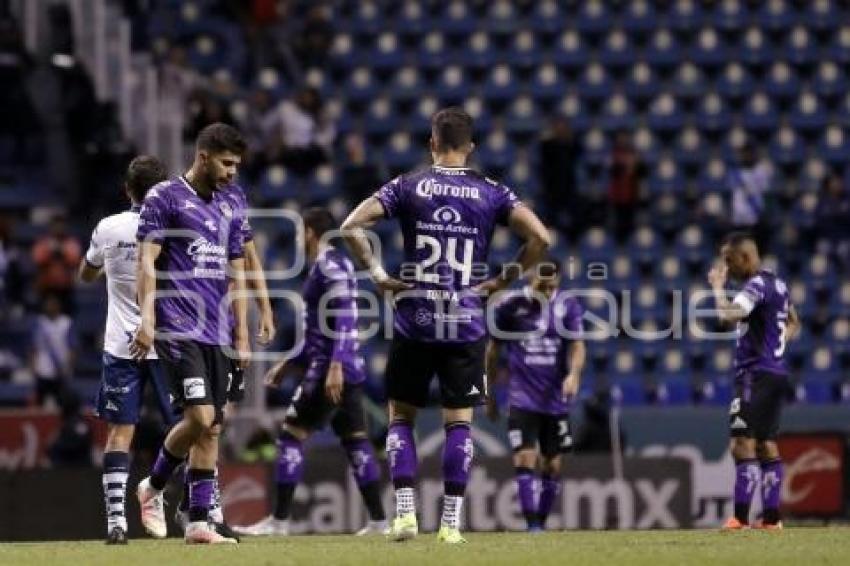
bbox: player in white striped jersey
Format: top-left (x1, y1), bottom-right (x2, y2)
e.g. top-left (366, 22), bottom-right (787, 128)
top-left (79, 156), bottom-right (175, 545)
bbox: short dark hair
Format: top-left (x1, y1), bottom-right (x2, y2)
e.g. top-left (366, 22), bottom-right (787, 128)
top-left (302, 207), bottom-right (337, 238)
top-left (722, 231), bottom-right (757, 251)
top-left (196, 122), bottom-right (247, 155)
top-left (126, 155), bottom-right (167, 203)
top-left (431, 107), bottom-right (473, 152)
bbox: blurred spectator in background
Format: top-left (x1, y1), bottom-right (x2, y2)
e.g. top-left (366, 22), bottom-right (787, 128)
top-left (607, 130), bottom-right (647, 243)
top-left (239, 89), bottom-right (278, 182)
top-left (29, 293), bottom-right (76, 407)
top-left (0, 214), bottom-right (24, 319)
top-left (160, 46), bottom-right (207, 103)
top-left (267, 87), bottom-right (335, 176)
top-left (47, 389), bottom-right (93, 468)
top-left (340, 133), bottom-right (383, 208)
top-left (32, 214), bottom-right (81, 313)
top-left (539, 116), bottom-right (583, 237)
top-left (184, 88), bottom-right (236, 142)
top-left (726, 142), bottom-right (772, 250)
top-left (816, 171), bottom-right (850, 270)
top-left (574, 391), bottom-right (626, 454)
top-left (0, 13), bottom-right (40, 163)
top-left (293, 4), bottom-right (334, 70)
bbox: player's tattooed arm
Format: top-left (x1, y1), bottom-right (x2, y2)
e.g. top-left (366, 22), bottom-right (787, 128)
top-left (563, 340), bottom-right (586, 399)
top-left (130, 240), bottom-right (162, 360)
top-left (476, 205), bottom-right (552, 294)
top-left (707, 262), bottom-right (748, 324)
top-left (484, 339), bottom-right (502, 421)
top-left (340, 197), bottom-right (412, 293)
top-left (243, 240), bottom-right (276, 345)
top-left (787, 304), bottom-right (801, 340)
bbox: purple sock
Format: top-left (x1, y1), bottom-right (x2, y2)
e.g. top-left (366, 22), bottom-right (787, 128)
top-left (733, 459), bottom-right (760, 524)
top-left (187, 468), bottom-right (215, 523)
top-left (344, 438), bottom-right (385, 521)
top-left (443, 422), bottom-right (473, 497)
top-left (761, 459), bottom-right (784, 524)
top-left (538, 475), bottom-right (561, 527)
top-left (514, 467), bottom-right (537, 528)
top-left (150, 446), bottom-right (182, 491)
top-left (274, 432), bottom-right (304, 520)
top-left (386, 420), bottom-right (417, 489)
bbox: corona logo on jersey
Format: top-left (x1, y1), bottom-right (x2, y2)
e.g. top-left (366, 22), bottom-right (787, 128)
top-left (415, 178), bottom-right (480, 200)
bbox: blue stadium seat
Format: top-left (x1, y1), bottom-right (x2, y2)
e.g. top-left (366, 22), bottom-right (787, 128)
top-left (737, 26), bottom-right (773, 68)
top-left (783, 25), bottom-right (820, 68)
top-left (555, 94), bottom-right (593, 133)
top-left (343, 67), bottom-right (379, 103)
top-left (671, 62), bottom-right (708, 103)
top-left (655, 377), bottom-right (693, 406)
top-left (529, 0), bottom-right (567, 35)
top-left (805, 0), bottom-right (842, 34)
top-left (367, 32), bottom-right (404, 71)
top-left (698, 161), bottom-right (728, 193)
top-left (485, 0), bottom-right (520, 37)
top-left (418, 32), bottom-right (449, 70)
top-left (579, 227), bottom-right (615, 264)
top-left (828, 25), bottom-right (850, 66)
top-left (463, 97), bottom-right (494, 136)
top-left (800, 381), bottom-right (835, 404)
top-left (647, 158), bottom-right (685, 194)
top-left (769, 127), bottom-right (807, 169)
top-left (622, 0), bottom-right (657, 38)
top-left (608, 254), bottom-right (639, 293)
top-left (531, 64), bottom-right (567, 103)
top-left (699, 378), bottom-right (734, 406)
top-left (435, 65), bottom-right (469, 103)
top-left (507, 30), bottom-right (539, 70)
top-left (577, 63), bottom-right (614, 102)
top-left (647, 94), bottom-right (686, 134)
top-left (460, 31), bottom-right (498, 71)
top-left (600, 94), bottom-right (637, 133)
top-left (788, 92), bottom-right (829, 135)
top-left (804, 253), bottom-right (838, 296)
top-left (395, 1), bottom-right (429, 39)
top-left (689, 28), bottom-right (729, 69)
top-left (383, 132), bottom-right (421, 172)
top-left (818, 126), bottom-right (850, 168)
top-left (505, 96), bottom-right (542, 138)
top-left (812, 62), bottom-right (848, 101)
top-left (611, 380), bottom-right (647, 406)
top-left (623, 62), bottom-right (660, 102)
top-left (409, 97), bottom-right (439, 137)
top-left (552, 30), bottom-right (589, 70)
top-left (483, 65), bottom-right (520, 104)
top-left (757, 0), bottom-right (795, 34)
top-left (765, 62), bottom-right (801, 102)
top-left (389, 67), bottom-right (425, 103)
top-left (829, 282), bottom-right (850, 318)
top-left (717, 63), bottom-right (755, 102)
top-left (804, 346), bottom-right (840, 383)
top-left (712, 0), bottom-right (748, 33)
top-left (475, 129), bottom-right (517, 175)
top-left (364, 97), bottom-right (399, 138)
top-left (632, 128), bottom-right (660, 167)
top-left (328, 33), bottom-right (355, 71)
top-left (440, 0), bottom-right (476, 37)
top-left (742, 92), bottom-right (779, 135)
top-left (600, 29), bottom-right (636, 70)
top-left (696, 93), bottom-right (732, 135)
top-left (668, 0), bottom-right (705, 35)
top-left (645, 29), bottom-right (682, 70)
top-left (673, 128), bottom-right (707, 170)
top-left (576, 0), bottom-right (610, 38)
top-left (675, 225), bottom-right (711, 268)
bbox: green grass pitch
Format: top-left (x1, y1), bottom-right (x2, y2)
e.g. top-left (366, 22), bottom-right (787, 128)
top-left (2, 528), bottom-right (848, 566)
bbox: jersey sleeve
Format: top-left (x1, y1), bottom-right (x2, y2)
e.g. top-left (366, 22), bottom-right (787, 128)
top-left (493, 183), bottom-right (522, 225)
top-left (228, 209), bottom-right (246, 260)
top-left (373, 176), bottom-right (403, 218)
top-left (564, 298), bottom-right (585, 338)
top-left (733, 276), bottom-right (766, 315)
top-left (322, 257), bottom-right (357, 362)
top-left (233, 186), bottom-right (254, 242)
top-left (136, 185), bottom-right (171, 245)
top-left (84, 221), bottom-right (105, 268)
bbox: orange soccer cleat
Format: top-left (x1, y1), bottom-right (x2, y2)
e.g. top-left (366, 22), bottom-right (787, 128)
top-left (721, 517), bottom-right (750, 531)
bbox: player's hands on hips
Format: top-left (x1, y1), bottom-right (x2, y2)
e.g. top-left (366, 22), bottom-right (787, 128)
top-left (562, 373), bottom-right (580, 399)
top-left (486, 397), bottom-right (500, 421)
top-left (257, 311), bottom-right (276, 346)
top-left (129, 321), bottom-right (154, 360)
top-left (375, 275), bottom-right (413, 295)
top-left (474, 276), bottom-right (510, 296)
top-left (264, 360), bottom-right (287, 388)
top-left (707, 261), bottom-right (728, 290)
top-left (325, 361), bottom-right (344, 405)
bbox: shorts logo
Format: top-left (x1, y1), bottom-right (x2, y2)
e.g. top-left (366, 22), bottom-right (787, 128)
top-left (730, 398), bottom-right (741, 415)
top-left (106, 400), bottom-right (119, 411)
top-left (731, 416), bottom-right (748, 430)
top-left (468, 385), bottom-right (480, 396)
top-left (183, 377), bottom-right (206, 400)
top-left (508, 429), bottom-right (523, 449)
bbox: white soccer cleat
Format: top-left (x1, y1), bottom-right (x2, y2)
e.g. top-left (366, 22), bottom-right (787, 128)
top-left (185, 521), bottom-right (237, 544)
top-left (232, 515), bottom-right (290, 537)
top-left (354, 520), bottom-right (390, 536)
top-left (136, 477), bottom-right (167, 539)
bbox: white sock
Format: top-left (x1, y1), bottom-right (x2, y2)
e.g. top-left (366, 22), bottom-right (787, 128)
top-left (103, 470), bottom-right (129, 533)
top-left (441, 495), bottom-right (464, 530)
top-left (395, 487), bottom-right (416, 516)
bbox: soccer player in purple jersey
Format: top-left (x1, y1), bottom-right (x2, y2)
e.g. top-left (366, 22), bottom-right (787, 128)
top-left (708, 233), bottom-right (800, 531)
top-left (78, 156), bottom-right (175, 545)
top-left (485, 260), bottom-right (586, 532)
top-left (130, 123), bottom-right (250, 544)
top-left (341, 107), bottom-right (551, 543)
top-left (233, 207), bottom-right (388, 537)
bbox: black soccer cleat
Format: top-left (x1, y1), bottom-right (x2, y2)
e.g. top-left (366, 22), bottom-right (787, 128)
top-left (105, 526), bottom-right (128, 545)
top-left (212, 521), bottom-right (241, 543)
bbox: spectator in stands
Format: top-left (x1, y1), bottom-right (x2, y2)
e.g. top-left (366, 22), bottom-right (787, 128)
top-left (29, 293), bottom-right (76, 408)
top-left (267, 86), bottom-right (335, 176)
top-left (239, 89), bottom-right (278, 182)
top-left (32, 214), bottom-right (81, 313)
top-left (0, 13), bottom-right (40, 163)
top-left (816, 171), bottom-right (850, 270)
top-left (607, 130), bottom-right (647, 243)
top-left (293, 4), bottom-right (334, 70)
top-left (47, 389), bottom-right (93, 468)
top-left (539, 115), bottom-right (583, 237)
top-left (340, 133), bottom-right (383, 208)
top-left (726, 142), bottom-right (772, 250)
top-left (184, 88), bottom-right (236, 142)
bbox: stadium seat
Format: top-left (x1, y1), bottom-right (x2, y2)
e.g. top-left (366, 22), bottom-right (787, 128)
top-left (576, 0), bottom-right (610, 38)
top-left (396, 0), bottom-right (429, 39)
top-left (389, 67), bottom-right (425, 103)
top-left (577, 63), bottom-right (614, 102)
top-left (475, 129), bottom-right (517, 175)
top-left (600, 94), bottom-right (637, 133)
top-left (505, 96), bottom-right (542, 138)
top-left (696, 93), bottom-right (733, 136)
top-left (460, 31), bottom-right (498, 72)
top-left (712, 0), bottom-right (747, 33)
top-left (769, 127), bottom-right (807, 169)
top-left (435, 65), bottom-right (469, 103)
top-left (530, 64), bottom-right (567, 103)
top-left (367, 32), bottom-right (404, 71)
top-left (483, 65), bottom-right (520, 104)
top-left (668, 0), bottom-right (704, 35)
top-left (717, 63), bottom-right (755, 102)
top-left (343, 67), bottom-right (379, 103)
top-left (623, 62), bottom-right (660, 102)
top-left (788, 92), bottom-right (829, 135)
top-left (418, 31), bottom-right (449, 70)
top-left (600, 29), bottom-right (636, 70)
top-left (622, 0), bottom-right (657, 38)
top-left (764, 62), bottom-right (801, 102)
top-left (671, 62), bottom-right (708, 103)
top-left (485, 0), bottom-right (520, 37)
top-left (783, 25), bottom-right (819, 69)
top-left (507, 30), bottom-right (539, 70)
top-left (756, 0), bottom-right (794, 35)
top-left (828, 25), bottom-right (850, 65)
top-left (579, 227), bottom-right (615, 265)
top-left (383, 132), bottom-right (422, 172)
top-left (529, 0), bottom-right (566, 36)
top-left (552, 30), bottom-right (590, 70)
top-left (800, 381), bottom-right (835, 404)
top-left (741, 92), bottom-right (779, 135)
top-left (363, 97), bottom-right (399, 138)
top-left (818, 126), bottom-right (850, 168)
top-left (738, 26), bottom-right (773, 68)
top-left (689, 28), bottom-right (728, 69)
top-left (812, 62), bottom-right (848, 101)
top-left (440, 0), bottom-right (476, 38)
top-left (647, 94), bottom-right (686, 135)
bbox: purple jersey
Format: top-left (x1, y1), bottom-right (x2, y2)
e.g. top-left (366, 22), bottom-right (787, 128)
top-left (221, 183), bottom-right (254, 243)
top-left (732, 269), bottom-right (790, 377)
top-left (494, 288), bottom-right (584, 415)
top-left (374, 165), bottom-right (521, 343)
top-left (136, 176), bottom-right (245, 346)
top-left (301, 246), bottom-right (365, 384)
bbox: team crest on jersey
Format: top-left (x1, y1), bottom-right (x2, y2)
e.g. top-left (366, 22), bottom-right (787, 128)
top-left (414, 308), bottom-right (433, 326)
top-left (219, 201), bottom-right (233, 218)
top-left (432, 205), bottom-right (462, 224)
